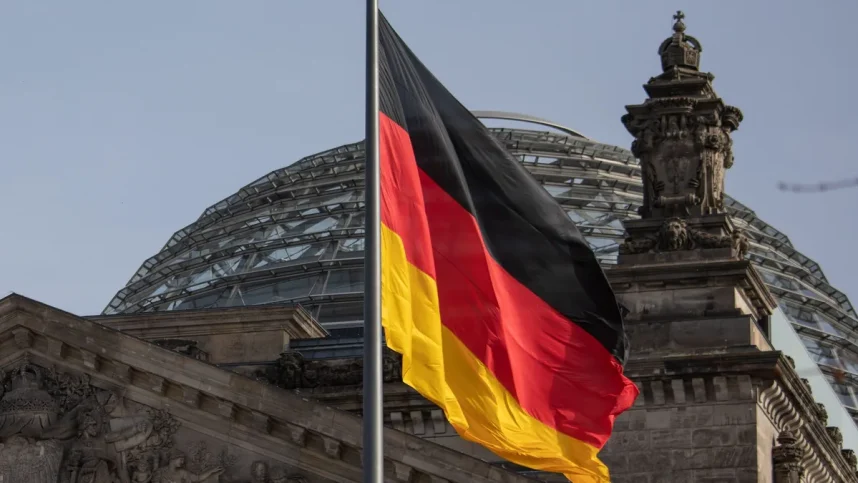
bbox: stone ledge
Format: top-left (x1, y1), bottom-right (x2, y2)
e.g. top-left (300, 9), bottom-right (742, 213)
top-left (89, 303), bottom-right (328, 339)
top-left (624, 315), bottom-right (772, 355)
top-left (608, 257), bottom-right (777, 320)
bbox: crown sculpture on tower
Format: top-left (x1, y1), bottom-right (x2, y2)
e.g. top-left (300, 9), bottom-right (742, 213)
top-left (619, 11), bottom-right (748, 258)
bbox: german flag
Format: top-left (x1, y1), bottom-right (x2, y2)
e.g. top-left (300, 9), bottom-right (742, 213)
top-left (378, 13), bottom-right (638, 482)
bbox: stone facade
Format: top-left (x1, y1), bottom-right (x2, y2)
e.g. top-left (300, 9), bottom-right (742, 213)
top-left (0, 294), bottom-right (533, 483)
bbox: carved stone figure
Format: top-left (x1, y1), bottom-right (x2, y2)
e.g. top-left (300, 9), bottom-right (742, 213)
top-left (132, 457), bottom-right (155, 483)
top-left (65, 409), bottom-right (125, 483)
top-left (181, 440), bottom-right (237, 483)
top-left (619, 218), bottom-right (746, 257)
top-left (269, 467), bottom-right (287, 483)
top-left (382, 349), bottom-right (403, 383)
top-left (815, 402), bottom-right (829, 426)
top-left (826, 426), bottom-right (844, 448)
top-left (262, 352), bottom-right (306, 389)
top-left (842, 449), bottom-right (857, 471)
top-left (0, 360), bottom-right (181, 483)
top-left (153, 449), bottom-right (224, 483)
top-left (658, 218), bottom-right (690, 251)
top-left (248, 461), bottom-right (268, 483)
top-left (0, 362), bottom-right (74, 483)
top-left (268, 466), bottom-right (305, 483)
top-left (260, 347), bottom-right (404, 389)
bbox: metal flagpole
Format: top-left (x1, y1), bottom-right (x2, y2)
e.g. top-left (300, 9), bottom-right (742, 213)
top-left (362, 0), bottom-right (384, 481)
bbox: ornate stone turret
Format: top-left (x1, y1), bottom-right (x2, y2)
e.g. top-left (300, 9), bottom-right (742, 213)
top-left (619, 11), bottom-right (748, 261)
top-left (611, 12), bottom-right (768, 330)
top-left (658, 11), bottom-right (703, 76)
top-left (599, 13), bottom-right (858, 483)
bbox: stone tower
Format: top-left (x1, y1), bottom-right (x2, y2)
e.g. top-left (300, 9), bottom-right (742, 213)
top-left (599, 12), bottom-right (858, 483)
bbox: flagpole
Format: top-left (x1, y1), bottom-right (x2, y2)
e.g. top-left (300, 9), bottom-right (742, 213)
top-left (362, 0), bottom-right (384, 482)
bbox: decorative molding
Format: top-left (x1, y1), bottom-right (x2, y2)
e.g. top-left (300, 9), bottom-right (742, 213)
top-left (322, 437), bottom-right (342, 459)
top-left (112, 361), bottom-right (132, 383)
top-left (773, 431), bottom-right (805, 482)
top-left (252, 411), bottom-right (272, 434)
top-left (47, 338), bottom-right (66, 359)
top-left (430, 410), bottom-right (447, 435)
top-left (12, 327), bottom-right (33, 348)
top-left (758, 379), bottom-right (803, 433)
top-left (257, 348), bottom-right (402, 390)
top-left (149, 374), bottom-right (167, 395)
top-left (80, 349), bottom-right (100, 372)
top-left (288, 425), bottom-right (307, 447)
top-left (391, 411), bottom-right (405, 432)
top-left (392, 461), bottom-right (414, 482)
top-left (182, 386), bottom-right (201, 408)
top-left (0, 361), bottom-right (180, 483)
top-left (410, 410), bottom-right (425, 435)
top-left (218, 401), bottom-right (236, 420)
top-left (0, 294), bottom-right (538, 483)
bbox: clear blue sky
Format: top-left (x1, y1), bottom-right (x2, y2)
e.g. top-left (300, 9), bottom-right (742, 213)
top-left (1, 1), bottom-right (856, 316)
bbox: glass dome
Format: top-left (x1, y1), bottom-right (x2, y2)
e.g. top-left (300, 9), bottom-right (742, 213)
top-left (103, 113), bottom-right (858, 416)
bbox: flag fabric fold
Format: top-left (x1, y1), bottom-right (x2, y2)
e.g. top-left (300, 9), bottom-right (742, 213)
top-left (377, 13), bottom-right (639, 482)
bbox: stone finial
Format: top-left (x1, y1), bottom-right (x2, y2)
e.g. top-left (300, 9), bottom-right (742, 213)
top-left (673, 11), bottom-right (685, 30)
top-left (842, 449), bottom-right (858, 470)
top-left (826, 426), bottom-right (844, 449)
top-left (773, 431), bottom-right (805, 483)
top-left (619, 12), bottom-right (746, 257)
top-left (801, 378), bottom-right (813, 396)
top-left (815, 402), bottom-right (829, 426)
top-left (659, 11), bottom-right (702, 72)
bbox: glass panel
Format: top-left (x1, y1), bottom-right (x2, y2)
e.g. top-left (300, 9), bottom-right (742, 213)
top-left (324, 269), bottom-right (364, 295)
top-left (317, 300), bottom-right (364, 324)
top-left (336, 238), bottom-right (365, 259)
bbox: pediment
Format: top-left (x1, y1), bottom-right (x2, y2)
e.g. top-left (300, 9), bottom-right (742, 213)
top-left (0, 294), bottom-right (531, 483)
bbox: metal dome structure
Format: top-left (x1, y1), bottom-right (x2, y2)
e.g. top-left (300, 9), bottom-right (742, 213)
top-left (103, 112), bottom-right (858, 416)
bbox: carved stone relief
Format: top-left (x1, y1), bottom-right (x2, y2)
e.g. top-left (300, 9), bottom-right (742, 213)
top-left (772, 431), bottom-right (804, 483)
top-left (0, 359), bottom-right (315, 483)
top-left (152, 339), bottom-right (209, 362)
top-left (238, 460), bottom-right (307, 483)
top-left (625, 110), bottom-right (740, 219)
top-left (622, 13), bottom-right (743, 222)
top-left (618, 217), bottom-right (749, 257)
top-left (0, 358), bottom-right (179, 483)
top-left (259, 348), bottom-right (402, 390)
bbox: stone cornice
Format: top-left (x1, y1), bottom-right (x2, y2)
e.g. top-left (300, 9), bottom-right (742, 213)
top-left (87, 302), bottom-right (328, 339)
top-left (608, 257), bottom-right (777, 319)
top-left (0, 294), bottom-right (534, 483)
top-left (763, 355), bottom-right (858, 482)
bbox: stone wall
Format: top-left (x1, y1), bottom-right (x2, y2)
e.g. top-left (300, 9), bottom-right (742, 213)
top-left (601, 376), bottom-right (762, 482)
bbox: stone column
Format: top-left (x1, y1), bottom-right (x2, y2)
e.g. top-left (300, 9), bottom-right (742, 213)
top-left (772, 431), bottom-right (804, 483)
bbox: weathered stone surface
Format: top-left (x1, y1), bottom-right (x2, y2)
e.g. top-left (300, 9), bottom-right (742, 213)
top-left (689, 447), bottom-right (755, 469)
top-left (0, 294), bottom-right (533, 483)
top-left (692, 427), bottom-right (738, 447)
top-left (652, 428), bottom-right (692, 448)
top-left (90, 303), bottom-right (327, 366)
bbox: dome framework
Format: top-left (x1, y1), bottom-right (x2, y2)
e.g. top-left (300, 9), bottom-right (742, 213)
top-left (104, 114), bottom-right (858, 416)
